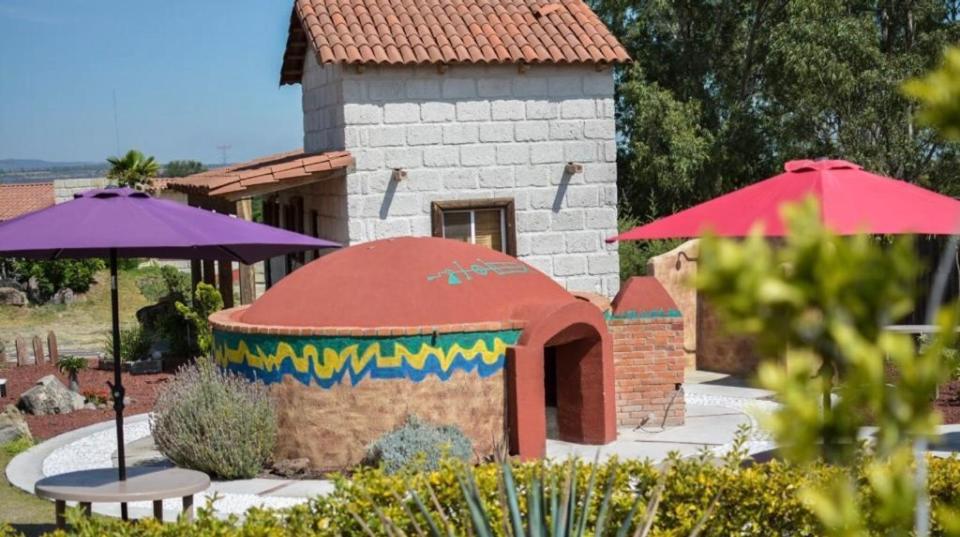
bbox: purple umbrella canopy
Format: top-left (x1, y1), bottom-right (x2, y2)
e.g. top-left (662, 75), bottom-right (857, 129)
top-left (0, 187), bottom-right (337, 503)
top-left (0, 187), bottom-right (337, 262)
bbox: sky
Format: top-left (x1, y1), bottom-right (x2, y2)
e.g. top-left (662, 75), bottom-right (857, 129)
top-left (0, 0), bottom-right (304, 164)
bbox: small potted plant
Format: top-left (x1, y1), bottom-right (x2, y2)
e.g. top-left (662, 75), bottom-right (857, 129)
top-left (57, 355), bottom-right (87, 392)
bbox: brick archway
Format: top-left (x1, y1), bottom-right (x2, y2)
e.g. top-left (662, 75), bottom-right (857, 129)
top-left (506, 301), bottom-right (616, 459)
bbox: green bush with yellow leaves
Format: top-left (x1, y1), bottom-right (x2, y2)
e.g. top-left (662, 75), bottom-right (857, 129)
top-left (8, 451), bottom-right (960, 537)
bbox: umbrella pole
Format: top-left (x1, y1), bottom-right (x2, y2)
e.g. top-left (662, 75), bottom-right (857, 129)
top-left (107, 249), bottom-right (128, 520)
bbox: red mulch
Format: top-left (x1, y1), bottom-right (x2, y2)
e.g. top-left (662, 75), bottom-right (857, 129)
top-left (936, 379), bottom-right (960, 424)
top-left (0, 362), bottom-right (171, 440)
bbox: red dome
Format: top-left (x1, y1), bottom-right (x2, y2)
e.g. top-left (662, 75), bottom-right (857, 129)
top-left (239, 236), bottom-right (576, 328)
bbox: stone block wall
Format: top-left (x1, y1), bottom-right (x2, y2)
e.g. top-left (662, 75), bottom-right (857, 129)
top-left (53, 177), bottom-right (110, 203)
top-left (608, 318), bottom-right (685, 427)
top-left (299, 53), bottom-right (620, 296)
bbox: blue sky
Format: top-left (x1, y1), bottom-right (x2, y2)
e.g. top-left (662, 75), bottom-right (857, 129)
top-left (0, 0), bottom-right (303, 164)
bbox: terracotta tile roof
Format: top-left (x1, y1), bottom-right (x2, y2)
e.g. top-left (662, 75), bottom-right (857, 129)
top-left (0, 182), bottom-right (55, 221)
top-left (280, 0), bottom-right (630, 84)
top-left (168, 150), bottom-right (354, 198)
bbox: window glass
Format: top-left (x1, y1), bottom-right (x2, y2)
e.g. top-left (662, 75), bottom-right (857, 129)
top-left (474, 209), bottom-right (503, 251)
top-left (442, 211), bottom-right (471, 243)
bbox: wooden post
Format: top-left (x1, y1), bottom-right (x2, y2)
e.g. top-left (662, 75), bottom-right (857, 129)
top-left (14, 337), bottom-right (27, 366)
top-left (236, 198), bottom-right (257, 304)
top-left (31, 336), bottom-right (44, 365)
top-left (190, 260), bottom-right (202, 293)
top-left (217, 260), bottom-right (234, 309)
top-left (202, 260), bottom-right (216, 286)
top-left (47, 331), bottom-right (59, 363)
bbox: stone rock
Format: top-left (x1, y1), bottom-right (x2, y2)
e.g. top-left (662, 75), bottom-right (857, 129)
top-left (17, 375), bottom-right (86, 416)
top-left (0, 279), bottom-right (23, 291)
top-left (50, 288), bottom-right (75, 305)
top-left (0, 287), bottom-right (27, 307)
top-left (25, 276), bottom-right (41, 304)
top-left (272, 458), bottom-right (311, 478)
top-left (0, 405), bottom-right (31, 444)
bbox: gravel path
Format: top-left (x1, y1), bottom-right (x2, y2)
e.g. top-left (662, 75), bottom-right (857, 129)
top-left (41, 419), bottom-right (309, 516)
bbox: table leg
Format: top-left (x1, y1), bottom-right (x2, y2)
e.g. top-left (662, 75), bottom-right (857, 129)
top-left (182, 495), bottom-right (194, 521)
top-left (79, 502), bottom-right (91, 517)
top-left (55, 500), bottom-right (65, 530)
top-left (153, 500), bottom-right (163, 522)
top-left (121, 502), bottom-right (128, 521)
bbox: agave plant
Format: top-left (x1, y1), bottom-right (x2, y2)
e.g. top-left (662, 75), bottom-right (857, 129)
top-left (350, 458), bottom-right (720, 537)
top-left (56, 355), bottom-right (87, 392)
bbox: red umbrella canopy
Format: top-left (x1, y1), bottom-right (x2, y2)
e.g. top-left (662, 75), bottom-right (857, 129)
top-left (610, 159), bottom-right (960, 241)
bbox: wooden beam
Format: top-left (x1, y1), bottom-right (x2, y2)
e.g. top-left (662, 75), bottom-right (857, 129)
top-left (217, 259), bottom-right (234, 309)
top-left (236, 198), bottom-right (257, 305)
top-left (202, 260), bottom-right (216, 286)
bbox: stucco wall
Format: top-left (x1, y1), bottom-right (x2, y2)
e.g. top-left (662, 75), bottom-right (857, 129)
top-left (300, 54), bottom-right (620, 297)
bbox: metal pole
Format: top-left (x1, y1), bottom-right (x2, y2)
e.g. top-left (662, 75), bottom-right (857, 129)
top-left (916, 234), bottom-right (960, 537)
top-left (107, 249), bottom-right (128, 520)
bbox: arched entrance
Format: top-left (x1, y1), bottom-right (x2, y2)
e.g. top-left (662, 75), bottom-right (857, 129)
top-left (505, 302), bottom-right (616, 459)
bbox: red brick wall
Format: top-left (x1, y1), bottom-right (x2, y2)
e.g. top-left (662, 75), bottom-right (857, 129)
top-left (608, 318), bottom-right (685, 427)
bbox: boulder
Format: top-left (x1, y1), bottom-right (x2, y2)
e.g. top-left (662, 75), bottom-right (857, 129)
top-left (0, 404), bottom-right (31, 444)
top-left (17, 375), bottom-right (86, 416)
top-left (0, 287), bottom-right (27, 307)
top-left (272, 458), bottom-right (311, 478)
top-left (50, 288), bottom-right (75, 305)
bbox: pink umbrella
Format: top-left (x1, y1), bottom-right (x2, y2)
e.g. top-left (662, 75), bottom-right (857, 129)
top-left (609, 159), bottom-right (960, 241)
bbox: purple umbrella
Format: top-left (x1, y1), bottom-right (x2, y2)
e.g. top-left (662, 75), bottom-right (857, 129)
top-left (0, 187), bottom-right (336, 511)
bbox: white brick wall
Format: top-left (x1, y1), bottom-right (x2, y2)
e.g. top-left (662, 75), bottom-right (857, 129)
top-left (301, 55), bottom-right (620, 297)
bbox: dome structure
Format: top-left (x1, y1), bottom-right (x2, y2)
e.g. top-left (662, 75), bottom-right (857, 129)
top-left (238, 236), bottom-right (575, 328)
top-left (209, 236), bottom-right (617, 471)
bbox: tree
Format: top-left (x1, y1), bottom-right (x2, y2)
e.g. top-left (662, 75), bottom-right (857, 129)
top-left (590, 0), bottom-right (960, 222)
top-left (163, 160), bottom-right (206, 178)
top-left (106, 149), bottom-right (160, 190)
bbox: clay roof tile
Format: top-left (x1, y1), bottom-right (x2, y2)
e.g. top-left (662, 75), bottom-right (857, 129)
top-left (280, 0), bottom-right (629, 83)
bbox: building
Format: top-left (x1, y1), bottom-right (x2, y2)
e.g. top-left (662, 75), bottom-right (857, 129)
top-left (170, 0), bottom-right (629, 304)
top-left (0, 183), bottom-right (55, 222)
top-left (212, 237), bottom-right (684, 467)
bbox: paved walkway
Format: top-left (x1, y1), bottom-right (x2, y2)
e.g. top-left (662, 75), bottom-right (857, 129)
top-left (547, 369), bottom-right (778, 461)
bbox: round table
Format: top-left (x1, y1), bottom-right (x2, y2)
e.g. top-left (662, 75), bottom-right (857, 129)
top-left (35, 466), bottom-right (210, 528)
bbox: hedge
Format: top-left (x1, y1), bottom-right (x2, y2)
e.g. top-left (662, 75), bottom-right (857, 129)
top-left (6, 454), bottom-right (960, 536)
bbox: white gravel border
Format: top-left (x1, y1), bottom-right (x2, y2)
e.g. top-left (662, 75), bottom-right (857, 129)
top-left (40, 418), bottom-right (308, 516)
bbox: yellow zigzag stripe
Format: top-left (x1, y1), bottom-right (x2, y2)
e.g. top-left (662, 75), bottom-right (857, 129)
top-left (214, 337), bottom-right (510, 380)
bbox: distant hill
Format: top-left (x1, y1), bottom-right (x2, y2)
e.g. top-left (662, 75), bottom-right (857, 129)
top-left (0, 159), bottom-right (101, 171)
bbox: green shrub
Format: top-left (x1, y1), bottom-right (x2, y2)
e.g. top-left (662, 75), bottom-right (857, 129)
top-left (136, 265), bottom-right (195, 358)
top-left (1, 436), bottom-right (34, 456)
top-left (365, 415), bottom-right (473, 474)
top-left (150, 357), bottom-right (276, 480)
top-left (176, 283), bottom-right (223, 357)
top-left (39, 454), bottom-right (960, 536)
top-left (5, 258), bottom-right (104, 303)
top-left (102, 324), bottom-right (154, 362)
top-left (136, 265), bottom-right (190, 303)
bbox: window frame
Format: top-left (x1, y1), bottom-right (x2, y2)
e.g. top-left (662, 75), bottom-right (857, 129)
top-left (430, 198), bottom-right (517, 256)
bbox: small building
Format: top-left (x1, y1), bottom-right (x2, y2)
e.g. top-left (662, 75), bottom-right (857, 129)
top-left (171, 0), bottom-right (629, 304)
top-left (210, 237), bottom-right (685, 469)
top-left (0, 182), bottom-right (54, 222)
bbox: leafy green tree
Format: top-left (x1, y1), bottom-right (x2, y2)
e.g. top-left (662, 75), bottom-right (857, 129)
top-left (106, 149), bottom-right (160, 190)
top-left (163, 160), bottom-right (206, 178)
top-left (591, 0), bottom-right (960, 220)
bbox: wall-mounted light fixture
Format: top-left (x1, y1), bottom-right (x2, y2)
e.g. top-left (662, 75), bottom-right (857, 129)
top-left (565, 162), bottom-right (583, 175)
top-left (392, 168), bottom-right (407, 182)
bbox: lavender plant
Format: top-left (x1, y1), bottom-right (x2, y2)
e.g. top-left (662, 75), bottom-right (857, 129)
top-left (150, 357), bottom-right (276, 479)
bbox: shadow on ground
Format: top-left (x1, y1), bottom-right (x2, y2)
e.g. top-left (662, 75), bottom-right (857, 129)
top-left (11, 523), bottom-right (57, 537)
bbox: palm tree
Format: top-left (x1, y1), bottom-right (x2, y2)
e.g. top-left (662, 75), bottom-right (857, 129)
top-left (106, 150), bottom-right (160, 190)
